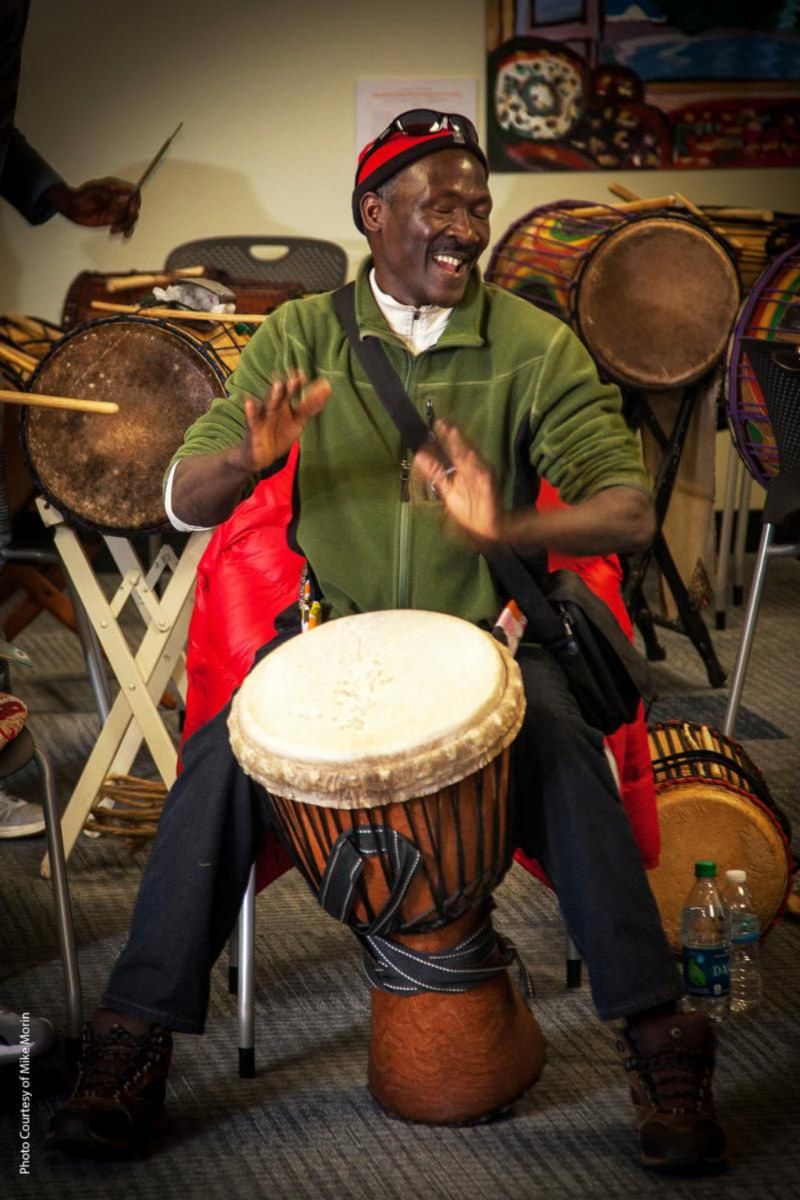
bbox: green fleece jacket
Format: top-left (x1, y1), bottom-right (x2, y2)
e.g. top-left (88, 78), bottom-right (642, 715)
top-left (168, 258), bottom-right (649, 628)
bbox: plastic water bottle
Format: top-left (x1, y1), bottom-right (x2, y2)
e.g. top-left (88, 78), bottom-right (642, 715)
top-left (680, 860), bottom-right (730, 1021)
top-left (722, 869), bottom-right (761, 1013)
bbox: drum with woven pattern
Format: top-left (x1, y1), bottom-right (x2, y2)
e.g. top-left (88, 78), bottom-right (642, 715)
top-left (22, 315), bottom-right (229, 535)
top-left (700, 206), bottom-right (800, 290)
top-left (487, 205), bottom-right (741, 391)
top-left (647, 721), bottom-right (794, 952)
top-left (0, 314), bottom-right (63, 516)
top-left (726, 243), bottom-right (800, 489)
top-left (229, 609), bottom-right (545, 1125)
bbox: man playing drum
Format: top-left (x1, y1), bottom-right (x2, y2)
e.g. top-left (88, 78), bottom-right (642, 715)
top-left (49, 111), bottom-right (726, 1173)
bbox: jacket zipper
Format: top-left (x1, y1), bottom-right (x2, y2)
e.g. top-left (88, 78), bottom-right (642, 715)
top-left (398, 458), bottom-right (411, 607)
top-left (396, 355), bottom-right (422, 609)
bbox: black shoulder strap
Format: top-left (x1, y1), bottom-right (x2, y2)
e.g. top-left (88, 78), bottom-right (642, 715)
top-left (331, 284), bottom-right (566, 646)
top-left (332, 283), bottom-right (434, 456)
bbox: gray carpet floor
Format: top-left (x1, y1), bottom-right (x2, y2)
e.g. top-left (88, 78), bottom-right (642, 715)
top-left (1, 552), bottom-right (798, 1198)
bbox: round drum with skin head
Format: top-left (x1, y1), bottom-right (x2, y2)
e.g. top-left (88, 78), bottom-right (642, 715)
top-left (229, 609), bottom-right (545, 1125)
top-left (487, 206), bottom-right (741, 391)
top-left (647, 721), bottom-right (794, 952)
top-left (21, 315), bottom-right (228, 535)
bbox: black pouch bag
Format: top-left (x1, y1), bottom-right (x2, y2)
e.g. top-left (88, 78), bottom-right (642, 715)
top-left (540, 567), bottom-right (654, 735)
top-left (486, 546), bottom-right (653, 737)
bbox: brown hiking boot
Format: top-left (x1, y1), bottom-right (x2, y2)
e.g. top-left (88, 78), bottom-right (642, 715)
top-left (47, 1022), bottom-right (172, 1157)
top-left (617, 1011), bottom-right (726, 1173)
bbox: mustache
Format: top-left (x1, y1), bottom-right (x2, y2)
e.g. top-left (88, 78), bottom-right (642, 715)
top-left (430, 237), bottom-right (477, 259)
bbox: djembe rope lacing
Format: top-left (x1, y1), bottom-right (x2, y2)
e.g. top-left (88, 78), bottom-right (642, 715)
top-left (318, 825), bottom-right (533, 1001)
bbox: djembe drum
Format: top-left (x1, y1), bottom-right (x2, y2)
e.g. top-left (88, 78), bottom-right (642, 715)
top-left (726, 242), bottom-right (800, 490)
top-left (229, 609), bottom-right (545, 1125)
top-left (487, 204), bottom-right (741, 390)
top-left (647, 721), bottom-right (794, 952)
top-left (22, 314), bottom-right (229, 535)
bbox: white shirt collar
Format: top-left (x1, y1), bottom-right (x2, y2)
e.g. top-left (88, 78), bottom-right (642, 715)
top-left (369, 268), bottom-right (452, 355)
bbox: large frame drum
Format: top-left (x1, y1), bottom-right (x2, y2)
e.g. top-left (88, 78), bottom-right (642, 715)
top-left (229, 609), bottom-right (545, 1125)
top-left (487, 204), bottom-right (741, 391)
top-left (726, 243), bottom-right (800, 489)
top-left (22, 315), bottom-right (229, 535)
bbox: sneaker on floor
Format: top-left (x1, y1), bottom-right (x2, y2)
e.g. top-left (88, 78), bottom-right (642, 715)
top-left (0, 790), bottom-right (45, 838)
top-left (46, 1022), bottom-right (173, 1157)
top-left (617, 1010), bottom-right (727, 1173)
top-left (0, 1009), bottom-right (54, 1063)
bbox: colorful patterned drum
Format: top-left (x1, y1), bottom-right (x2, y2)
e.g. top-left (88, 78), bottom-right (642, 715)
top-left (725, 243), bottom-right (800, 488)
top-left (487, 204), bottom-right (741, 391)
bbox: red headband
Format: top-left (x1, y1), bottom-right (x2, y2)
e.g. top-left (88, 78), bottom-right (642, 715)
top-left (352, 129), bottom-right (488, 233)
top-left (355, 129), bottom-right (455, 187)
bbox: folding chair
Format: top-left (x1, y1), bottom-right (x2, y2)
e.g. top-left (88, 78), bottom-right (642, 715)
top-left (164, 237), bottom-right (347, 295)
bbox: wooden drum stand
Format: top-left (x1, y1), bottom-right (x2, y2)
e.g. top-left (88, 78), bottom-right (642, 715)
top-left (37, 499), bottom-right (209, 877)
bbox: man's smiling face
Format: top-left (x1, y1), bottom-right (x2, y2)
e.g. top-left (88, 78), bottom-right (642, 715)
top-left (363, 150), bottom-right (492, 308)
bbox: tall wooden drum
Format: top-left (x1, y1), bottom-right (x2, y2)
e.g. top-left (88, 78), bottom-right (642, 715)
top-left (229, 609), bottom-right (546, 1125)
top-left (487, 204), bottom-right (741, 391)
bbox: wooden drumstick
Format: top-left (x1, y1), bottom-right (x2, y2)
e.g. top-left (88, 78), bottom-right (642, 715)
top-left (134, 121), bottom-right (184, 193)
top-left (0, 389), bottom-right (119, 414)
top-left (90, 300), bottom-right (269, 323)
top-left (6, 313), bottom-right (53, 338)
top-left (0, 343), bottom-right (37, 373)
top-left (710, 206), bottom-right (774, 222)
top-left (608, 183), bottom-right (641, 202)
top-left (105, 266), bottom-right (206, 293)
top-left (568, 195), bottom-right (676, 219)
top-left (672, 192), bottom-right (745, 251)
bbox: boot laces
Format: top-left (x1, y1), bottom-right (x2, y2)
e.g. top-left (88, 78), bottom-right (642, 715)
top-left (76, 1025), bottom-right (168, 1099)
top-left (623, 1040), bottom-right (714, 1115)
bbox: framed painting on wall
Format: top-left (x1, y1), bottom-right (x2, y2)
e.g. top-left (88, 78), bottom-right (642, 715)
top-left (486, 1), bottom-right (800, 171)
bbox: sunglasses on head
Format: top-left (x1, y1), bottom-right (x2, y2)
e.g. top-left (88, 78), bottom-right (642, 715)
top-left (357, 110), bottom-right (481, 178)
top-left (375, 109), bottom-right (479, 144)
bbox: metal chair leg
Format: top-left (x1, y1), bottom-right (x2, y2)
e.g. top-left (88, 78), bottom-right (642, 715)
top-left (565, 932), bottom-right (582, 989)
top-left (722, 523), bottom-right (774, 738)
top-left (36, 743), bottom-right (83, 1070)
top-left (228, 914), bottom-right (240, 995)
top-left (715, 443), bottom-right (740, 630)
top-left (238, 867), bottom-right (256, 1078)
top-left (732, 471), bottom-right (753, 607)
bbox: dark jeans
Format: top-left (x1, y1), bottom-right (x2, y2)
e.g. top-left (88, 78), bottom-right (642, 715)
top-left (102, 639), bottom-right (681, 1033)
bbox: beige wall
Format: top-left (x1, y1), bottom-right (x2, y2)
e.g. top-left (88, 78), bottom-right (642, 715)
top-left (2, 0), bottom-right (796, 513)
top-left (3, 0), bottom-right (799, 322)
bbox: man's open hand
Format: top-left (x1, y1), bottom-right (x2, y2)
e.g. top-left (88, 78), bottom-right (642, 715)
top-left (232, 372), bottom-right (332, 474)
top-left (413, 419), bottom-right (504, 549)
